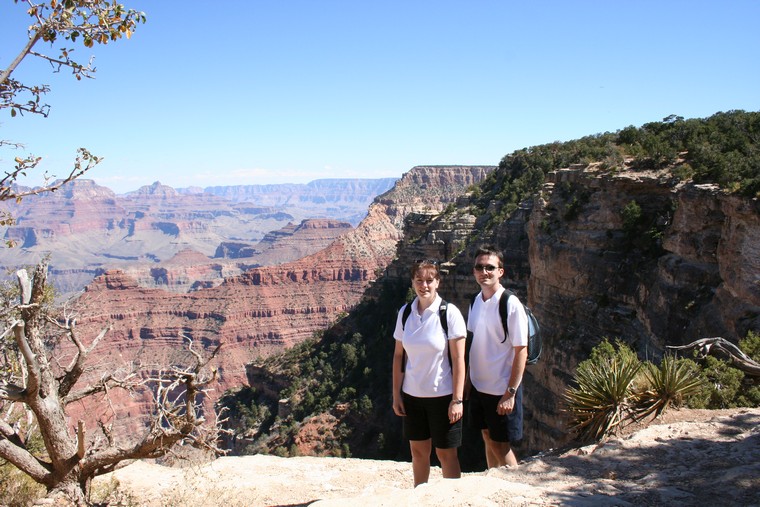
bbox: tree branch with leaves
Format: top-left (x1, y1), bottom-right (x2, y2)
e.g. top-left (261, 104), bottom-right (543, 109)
top-left (1, 1), bottom-right (146, 217)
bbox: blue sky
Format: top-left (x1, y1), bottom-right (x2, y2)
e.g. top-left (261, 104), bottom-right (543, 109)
top-left (2, 1), bottom-right (759, 194)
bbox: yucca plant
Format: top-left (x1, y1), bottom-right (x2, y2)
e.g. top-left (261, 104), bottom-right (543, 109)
top-left (563, 343), bottom-right (642, 442)
top-left (635, 355), bottom-right (706, 420)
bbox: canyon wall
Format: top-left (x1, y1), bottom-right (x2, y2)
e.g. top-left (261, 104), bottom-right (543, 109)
top-left (521, 168), bottom-right (759, 450)
top-left (65, 166), bottom-right (495, 440)
top-left (396, 165), bottom-right (760, 453)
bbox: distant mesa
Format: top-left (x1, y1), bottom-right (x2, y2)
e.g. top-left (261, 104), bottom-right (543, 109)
top-left (0, 177), bottom-right (397, 298)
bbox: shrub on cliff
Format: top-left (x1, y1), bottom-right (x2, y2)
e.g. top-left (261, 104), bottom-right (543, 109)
top-left (563, 339), bottom-right (643, 441)
top-left (685, 331), bottom-right (760, 409)
top-left (475, 110), bottom-right (760, 223)
top-left (565, 333), bottom-right (760, 442)
top-left (636, 355), bottom-right (705, 419)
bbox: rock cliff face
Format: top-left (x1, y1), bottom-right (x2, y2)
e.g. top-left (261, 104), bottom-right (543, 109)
top-left (376, 165), bottom-right (494, 228)
top-left (66, 166), bottom-right (494, 436)
top-left (233, 219), bottom-right (354, 266)
top-left (519, 167), bottom-right (760, 451)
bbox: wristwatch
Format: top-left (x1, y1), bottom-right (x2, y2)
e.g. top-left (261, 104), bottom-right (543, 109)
top-left (451, 399), bottom-right (463, 405)
top-left (507, 386), bottom-right (518, 395)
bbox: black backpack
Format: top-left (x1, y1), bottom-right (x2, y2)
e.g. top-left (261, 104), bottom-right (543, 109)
top-left (399, 300), bottom-right (450, 371)
top-left (471, 290), bottom-right (542, 365)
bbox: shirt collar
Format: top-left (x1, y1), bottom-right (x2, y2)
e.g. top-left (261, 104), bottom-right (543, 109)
top-left (412, 294), bottom-right (443, 316)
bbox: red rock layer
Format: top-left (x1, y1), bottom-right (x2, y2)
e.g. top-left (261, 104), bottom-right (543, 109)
top-left (61, 166), bottom-right (494, 441)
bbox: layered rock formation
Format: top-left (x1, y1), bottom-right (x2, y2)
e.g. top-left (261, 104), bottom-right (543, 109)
top-left (223, 218), bottom-right (354, 265)
top-left (65, 166), bottom-right (495, 438)
top-left (198, 178), bottom-right (398, 225)
top-left (0, 178), bottom-right (394, 297)
top-left (117, 218), bottom-right (353, 292)
top-left (519, 167), bottom-right (760, 450)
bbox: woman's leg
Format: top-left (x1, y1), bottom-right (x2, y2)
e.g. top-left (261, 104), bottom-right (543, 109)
top-left (435, 447), bottom-right (461, 479)
top-left (409, 439), bottom-right (432, 486)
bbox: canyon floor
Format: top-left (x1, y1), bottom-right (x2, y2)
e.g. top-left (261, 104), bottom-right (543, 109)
top-left (96, 407), bottom-right (760, 507)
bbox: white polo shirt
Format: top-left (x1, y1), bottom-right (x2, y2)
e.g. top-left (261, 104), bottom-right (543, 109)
top-left (467, 287), bottom-right (528, 396)
top-left (393, 295), bottom-right (467, 398)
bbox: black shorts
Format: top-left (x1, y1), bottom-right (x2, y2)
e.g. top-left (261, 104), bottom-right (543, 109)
top-left (468, 385), bottom-right (523, 443)
top-left (402, 392), bottom-right (462, 449)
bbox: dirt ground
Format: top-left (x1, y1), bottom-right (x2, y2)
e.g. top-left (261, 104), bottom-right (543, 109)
top-left (96, 407), bottom-right (760, 506)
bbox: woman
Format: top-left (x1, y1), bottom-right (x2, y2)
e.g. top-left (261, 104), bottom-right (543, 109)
top-left (392, 259), bottom-right (467, 486)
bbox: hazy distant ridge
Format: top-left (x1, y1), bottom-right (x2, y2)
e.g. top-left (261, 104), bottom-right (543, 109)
top-left (181, 178), bottom-right (398, 204)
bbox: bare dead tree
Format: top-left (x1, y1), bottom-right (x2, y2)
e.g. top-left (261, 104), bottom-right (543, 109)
top-left (667, 337), bottom-right (760, 377)
top-left (0, 260), bottom-right (227, 505)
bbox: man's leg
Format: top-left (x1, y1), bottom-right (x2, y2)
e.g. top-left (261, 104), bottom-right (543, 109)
top-left (435, 447), bottom-right (461, 479)
top-left (481, 429), bottom-right (518, 468)
top-left (409, 439), bottom-right (432, 486)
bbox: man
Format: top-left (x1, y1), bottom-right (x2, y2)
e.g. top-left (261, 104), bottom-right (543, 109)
top-left (466, 244), bottom-right (528, 468)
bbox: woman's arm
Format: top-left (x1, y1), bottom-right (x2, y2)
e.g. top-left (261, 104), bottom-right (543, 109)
top-left (392, 340), bottom-right (406, 416)
top-left (448, 336), bottom-right (466, 422)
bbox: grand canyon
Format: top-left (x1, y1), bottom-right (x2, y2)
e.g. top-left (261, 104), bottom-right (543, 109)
top-left (2, 113), bottom-right (759, 488)
top-left (1, 177), bottom-right (397, 297)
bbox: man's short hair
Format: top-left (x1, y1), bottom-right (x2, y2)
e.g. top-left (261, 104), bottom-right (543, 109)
top-left (474, 244), bottom-right (504, 267)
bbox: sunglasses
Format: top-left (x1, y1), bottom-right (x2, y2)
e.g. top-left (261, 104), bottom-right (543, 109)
top-left (415, 259), bottom-right (439, 266)
top-left (474, 264), bottom-right (500, 272)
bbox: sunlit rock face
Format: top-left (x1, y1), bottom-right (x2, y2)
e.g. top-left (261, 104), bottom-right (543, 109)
top-left (521, 168), bottom-right (758, 452)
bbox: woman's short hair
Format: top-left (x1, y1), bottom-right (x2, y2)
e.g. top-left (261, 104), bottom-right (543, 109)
top-left (411, 259), bottom-right (440, 280)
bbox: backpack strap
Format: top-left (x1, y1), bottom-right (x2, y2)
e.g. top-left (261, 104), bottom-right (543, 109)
top-left (439, 299), bottom-right (449, 338)
top-left (440, 300), bottom-right (452, 369)
top-left (474, 290), bottom-right (527, 355)
top-left (400, 303), bottom-right (411, 373)
top-left (499, 290), bottom-right (513, 343)
top-left (401, 300), bottom-right (449, 335)
top-left (471, 290), bottom-right (511, 343)
top-left (401, 302), bottom-right (413, 329)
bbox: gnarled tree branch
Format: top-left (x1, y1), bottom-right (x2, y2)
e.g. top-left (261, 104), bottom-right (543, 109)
top-left (79, 337), bottom-right (227, 478)
top-left (11, 321), bottom-right (40, 398)
top-left (53, 312), bottom-right (111, 398)
top-left (667, 337), bottom-right (760, 377)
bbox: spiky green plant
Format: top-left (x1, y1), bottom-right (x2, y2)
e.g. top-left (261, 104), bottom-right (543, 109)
top-left (563, 342), bottom-right (642, 442)
top-left (635, 355), bottom-right (706, 420)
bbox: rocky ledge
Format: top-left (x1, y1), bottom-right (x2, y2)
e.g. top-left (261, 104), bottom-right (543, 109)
top-left (99, 407), bottom-right (759, 506)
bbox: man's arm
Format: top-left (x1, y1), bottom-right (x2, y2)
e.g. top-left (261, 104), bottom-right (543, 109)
top-left (496, 345), bottom-right (527, 415)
